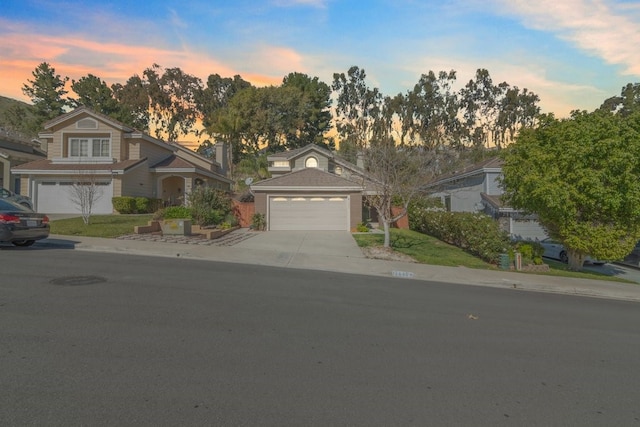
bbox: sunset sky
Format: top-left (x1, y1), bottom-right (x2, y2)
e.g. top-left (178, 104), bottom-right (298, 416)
top-left (1, 0), bottom-right (639, 118)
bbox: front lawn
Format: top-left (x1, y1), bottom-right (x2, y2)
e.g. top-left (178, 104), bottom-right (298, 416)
top-left (353, 228), bottom-right (633, 283)
top-left (353, 228), bottom-right (493, 269)
top-left (49, 214), bottom-right (153, 238)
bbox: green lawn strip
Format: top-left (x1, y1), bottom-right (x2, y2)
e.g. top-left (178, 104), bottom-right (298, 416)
top-left (531, 259), bottom-right (635, 284)
top-left (49, 214), bottom-right (153, 238)
top-left (353, 228), bottom-right (635, 283)
top-left (353, 228), bottom-right (493, 269)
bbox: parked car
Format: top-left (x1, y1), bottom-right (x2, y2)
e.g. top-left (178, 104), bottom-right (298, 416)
top-left (0, 199), bottom-right (50, 247)
top-left (539, 237), bottom-right (605, 265)
top-left (0, 188), bottom-right (33, 209)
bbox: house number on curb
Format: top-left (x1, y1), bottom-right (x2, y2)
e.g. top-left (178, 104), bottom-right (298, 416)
top-left (391, 271), bottom-right (415, 278)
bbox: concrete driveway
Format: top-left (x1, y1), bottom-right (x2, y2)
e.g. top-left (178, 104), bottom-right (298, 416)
top-left (234, 230), bottom-right (366, 259)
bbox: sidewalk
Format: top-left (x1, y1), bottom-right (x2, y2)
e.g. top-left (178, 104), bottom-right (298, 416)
top-left (39, 230), bottom-right (640, 303)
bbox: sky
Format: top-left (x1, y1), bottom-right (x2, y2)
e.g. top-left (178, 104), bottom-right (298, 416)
top-left (1, 0), bottom-right (639, 119)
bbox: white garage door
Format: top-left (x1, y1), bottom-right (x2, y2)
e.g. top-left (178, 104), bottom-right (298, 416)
top-left (36, 180), bottom-right (114, 214)
top-left (269, 196), bottom-right (349, 231)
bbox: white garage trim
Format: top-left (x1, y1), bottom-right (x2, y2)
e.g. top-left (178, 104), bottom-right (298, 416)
top-left (35, 179), bottom-right (113, 214)
top-left (268, 195), bottom-right (349, 231)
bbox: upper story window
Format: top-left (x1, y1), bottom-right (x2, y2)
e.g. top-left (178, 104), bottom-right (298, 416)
top-left (69, 137), bottom-right (111, 158)
top-left (305, 157), bottom-right (318, 168)
top-left (273, 160), bottom-right (289, 168)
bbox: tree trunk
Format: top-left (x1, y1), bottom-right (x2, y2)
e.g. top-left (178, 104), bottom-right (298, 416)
top-left (567, 249), bottom-right (587, 271)
top-left (382, 219), bottom-right (391, 248)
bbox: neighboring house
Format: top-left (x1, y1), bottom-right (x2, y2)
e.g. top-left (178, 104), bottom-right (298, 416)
top-left (0, 128), bottom-right (47, 194)
top-left (12, 107), bottom-right (232, 214)
top-left (251, 144), bottom-right (372, 231)
top-left (424, 157), bottom-right (548, 240)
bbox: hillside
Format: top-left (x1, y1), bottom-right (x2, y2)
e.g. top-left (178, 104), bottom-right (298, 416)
top-left (0, 95), bottom-right (36, 137)
top-left (0, 95), bottom-right (33, 118)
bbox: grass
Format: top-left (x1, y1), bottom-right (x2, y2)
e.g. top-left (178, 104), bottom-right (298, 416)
top-left (353, 228), bottom-right (634, 283)
top-left (50, 214), bottom-right (153, 238)
top-left (354, 228), bottom-right (493, 269)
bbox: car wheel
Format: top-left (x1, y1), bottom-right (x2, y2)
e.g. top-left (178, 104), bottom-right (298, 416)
top-left (12, 240), bottom-right (35, 247)
top-left (559, 251), bottom-right (569, 263)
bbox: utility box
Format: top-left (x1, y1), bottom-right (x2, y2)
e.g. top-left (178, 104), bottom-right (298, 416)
top-left (160, 219), bottom-right (192, 236)
top-left (499, 253), bottom-right (511, 270)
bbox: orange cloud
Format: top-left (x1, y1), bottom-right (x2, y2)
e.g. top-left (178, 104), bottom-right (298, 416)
top-left (0, 23), bottom-right (302, 103)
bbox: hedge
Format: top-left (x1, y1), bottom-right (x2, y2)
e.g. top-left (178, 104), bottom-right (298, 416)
top-left (408, 201), bottom-right (511, 264)
top-left (112, 196), bottom-right (161, 214)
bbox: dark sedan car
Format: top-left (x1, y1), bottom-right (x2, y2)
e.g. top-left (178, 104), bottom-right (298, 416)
top-left (0, 199), bottom-right (50, 247)
top-left (0, 187), bottom-right (33, 209)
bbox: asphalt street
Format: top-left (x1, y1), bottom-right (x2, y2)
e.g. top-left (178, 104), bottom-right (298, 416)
top-left (2, 249), bottom-right (640, 426)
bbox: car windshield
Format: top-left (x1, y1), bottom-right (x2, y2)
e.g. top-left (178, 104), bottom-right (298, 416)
top-left (0, 198), bottom-right (33, 212)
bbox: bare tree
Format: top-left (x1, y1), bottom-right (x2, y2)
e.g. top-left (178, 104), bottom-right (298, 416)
top-left (363, 143), bottom-right (454, 248)
top-left (67, 172), bottom-right (105, 225)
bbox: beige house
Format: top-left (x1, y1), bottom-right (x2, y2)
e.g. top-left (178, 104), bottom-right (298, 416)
top-left (251, 144), bottom-right (372, 231)
top-left (12, 107), bottom-right (232, 214)
top-left (0, 129), bottom-right (46, 194)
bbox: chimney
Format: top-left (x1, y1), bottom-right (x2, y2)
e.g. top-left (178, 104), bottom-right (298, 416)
top-left (215, 142), bottom-right (228, 176)
top-left (356, 151), bottom-right (365, 169)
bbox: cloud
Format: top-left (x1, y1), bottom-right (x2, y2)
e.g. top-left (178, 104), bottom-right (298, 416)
top-left (495, 0), bottom-right (640, 76)
top-left (0, 18), bottom-right (293, 101)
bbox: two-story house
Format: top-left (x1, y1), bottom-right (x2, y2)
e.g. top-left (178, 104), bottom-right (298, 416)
top-left (0, 129), bottom-right (46, 194)
top-left (12, 107), bottom-right (232, 214)
top-left (425, 157), bottom-right (547, 240)
top-left (250, 144), bottom-right (372, 231)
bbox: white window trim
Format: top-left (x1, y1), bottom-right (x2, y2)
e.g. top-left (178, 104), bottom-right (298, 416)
top-left (305, 156), bottom-right (318, 168)
top-left (68, 137), bottom-right (112, 159)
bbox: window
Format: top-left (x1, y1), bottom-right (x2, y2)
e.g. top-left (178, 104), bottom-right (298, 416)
top-left (273, 161), bottom-right (289, 167)
top-left (92, 139), bottom-right (110, 157)
top-left (69, 138), bottom-right (110, 158)
top-left (305, 157), bottom-right (318, 168)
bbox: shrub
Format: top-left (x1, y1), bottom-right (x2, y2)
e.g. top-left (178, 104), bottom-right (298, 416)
top-left (112, 197), bottom-right (136, 214)
top-left (251, 213), bottom-right (266, 231)
top-left (158, 205), bottom-right (192, 220)
top-left (408, 201), bottom-right (510, 264)
top-left (188, 186), bottom-right (232, 226)
top-left (135, 197), bottom-right (154, 214)
top-left (356, 222), bottom-right (369, 232)
top-left (513, 241), bottom-right (545, 265)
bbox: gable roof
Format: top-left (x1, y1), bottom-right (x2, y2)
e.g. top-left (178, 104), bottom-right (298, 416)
top-left (251, 167), bottom-right (362, 191)
top-left (425, 157), bottom-right (503, 187)
top-left (42, 106), bottom-right (135, 132)
top-left (151, 154), bottom-right (233, 183)
top-left (268, 143), bottom-right (334, 160)
top-left (39, 106), bottom-right (178, 153)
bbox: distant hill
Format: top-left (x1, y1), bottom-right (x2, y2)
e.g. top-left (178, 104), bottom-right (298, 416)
top-left (0, 95), bottom-right (36, 137)
top-left (0, 95), bottom-right (33, 117)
